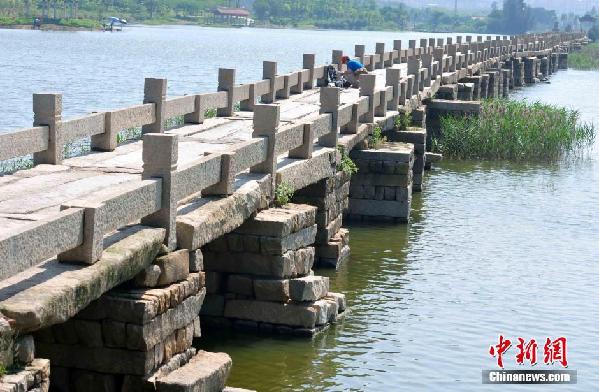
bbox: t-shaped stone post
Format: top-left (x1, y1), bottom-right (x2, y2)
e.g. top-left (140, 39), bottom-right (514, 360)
top-left (217, 68), bottom-right (236, 117)
top-left (421, 54), bottom-right (433, 87)
top-left (203, 151), bottom-right (235, 196)
top-left (386, 68), bottom-right (401, 111)
top-left (434, 47), bottom-right (445, 76)
top-left (448, 44), bottom-right (458, 71)
top-left (332, 50), bottom-right (343, 66)
top-left (251, 104), bottom-right (279, 176)
top-left (142, 78), bottom-right (167, 134)
top-left (375, 43), bottom-right (385, 69)
top-left (359, 74), bottom-right (376, 123)
top-left (58, 199), bottom-right (104, 265)
top-left (141, 133), bottom-right (179, 251)
top-left (408, 57), bottom-right (422, 93)
top-left (355, 44), bottom-right (366, 66)
top-left (303, 54), bottom-right (316, 90)
top-left (33, 93), bottom-right (63, 165)
top-left (393, 40), bottom-right (402, 63)
top-left (261, 61), bottom-right (277, 104)
top-left (318, 87), bottom-right (340, 148)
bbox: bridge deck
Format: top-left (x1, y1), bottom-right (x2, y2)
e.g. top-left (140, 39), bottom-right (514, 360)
top-left (0, 66), bottom-right (396, 239)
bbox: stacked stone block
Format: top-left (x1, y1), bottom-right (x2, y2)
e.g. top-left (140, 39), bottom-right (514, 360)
top-left (389, 128), bottom-right (426, 192)
top-left (201, 204), bottom-right (346, 336)
top-left (292, 171), bottom-right (351, 268)
top-left (33, 248), bottom-right (233, 392)
top-left (347, 142), bottom-right (414, 222)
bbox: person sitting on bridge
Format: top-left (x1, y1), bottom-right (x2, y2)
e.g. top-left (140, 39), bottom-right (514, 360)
top-left (341, 56), bottom-right (368, 88)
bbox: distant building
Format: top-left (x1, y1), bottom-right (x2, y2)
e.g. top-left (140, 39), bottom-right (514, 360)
top-left (211, 7), bottom-right (254, 26)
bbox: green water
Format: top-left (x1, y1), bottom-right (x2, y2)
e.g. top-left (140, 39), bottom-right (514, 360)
top-left (199, 70), bottom-right (599, 391)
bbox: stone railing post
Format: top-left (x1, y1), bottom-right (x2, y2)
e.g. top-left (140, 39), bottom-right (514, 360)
top-left (375, 43), bottom-right (385, 69)
top-left (318, 87), bottom-right (340, 148)
top-left (142, 78), bottom-right (166, 134)
top-left (434, 47), bottom-right (445, 76)
top-left (141, 133), bottom-right (179, 251)
top-left (386, 68), bottom-right (401, 111)
top-left (447, 37), bottom-right (453, 45)
top-left (58, 200), bottom-right (103, 264)
top-left (303, 54), bottom-right (315, 90)
top-left (355, 44), bottom-right (366, 66)
top-left (457, 36), bottom-right (463, 44)
top-left (332, 50), bottom-right (343, 66)
top-left (251, 104), bottom-right (279, 176)
top-left (262, 61), bottom-right (277, 104)
top-left (33, 93), bottom-right (63, 165)
top-left (393, 40), bottom-right (402, 63)
top-left (289, 122), bottom-right (314, 159)
top-left (217, 68), bottom-right (235, 117)
top-left (408, 57), bottom-right (422, 93)
top-left (91, 111), bottom-right (115, 152)
top-left (203, 151), bottom-right (234, 196)
top-left (421, 54), bottom-right (432, 87)
top-left (239, 83), bottom-right (256, 112)
top-left (448, 44), bottom-right (458, 72)
top-left (359, 74), bottom-right (376, 123)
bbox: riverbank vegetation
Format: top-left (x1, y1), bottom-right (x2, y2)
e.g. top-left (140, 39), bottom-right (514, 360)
top-left (434, 99), bottom-right (596, 161)
top-left (569, 43), bottom-right (599, 70)
top-left (0, 0), bottom-right (577, 34)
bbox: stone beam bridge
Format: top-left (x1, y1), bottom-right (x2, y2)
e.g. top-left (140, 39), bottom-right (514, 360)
top-left (0, 32), bottom-right (587, 392)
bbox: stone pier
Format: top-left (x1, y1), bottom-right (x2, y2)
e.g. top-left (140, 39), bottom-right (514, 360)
top-left (0, 31), bottom-right (588, 391)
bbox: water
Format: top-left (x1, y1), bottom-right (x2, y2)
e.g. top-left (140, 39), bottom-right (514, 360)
top-left (0, 25), bottom-right (464, 131)
top-left (2, 25), bottom-right (598, 391)
top-left (200, 74), bottom-right (599, 389)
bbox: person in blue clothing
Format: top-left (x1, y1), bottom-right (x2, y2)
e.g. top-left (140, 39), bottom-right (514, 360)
top-left (341, 55), bottom-right (369, 88)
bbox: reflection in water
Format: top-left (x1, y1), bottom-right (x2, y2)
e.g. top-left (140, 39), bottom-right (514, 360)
top-left (201, 71), bottom-right (599, 391)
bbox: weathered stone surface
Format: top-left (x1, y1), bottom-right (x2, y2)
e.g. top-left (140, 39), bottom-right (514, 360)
top-left (189, 249), bottom-right (204, 272)
top-left (259, 225), bottom-right (317, 255)
top-left (224, 300), bottom-right (319, 328)
top-left (204, 247), bottom-right (314, 278)
top-left (289, 276), bottom-right (329, 302)
top-left (0, 358), bottom-right (50, 392)
top-left (70, 369), bottom-right (117, 392)
top-left (0, 225), bottom-right (165, 333)
top-left (226, 275), bottom-right (254, 296)
top-left (235, 204), bottom-right (316, 238)
top-left (325, 292), bottom-right (347, 312)
top-left (134, 264), bottom-right (162, 288)
top-left (155, 351), bottom-right (232, 392)
top-left (155, 249), bottom-right (190, 286)
top-left (37, 341), bottom-right (155, 375)
top-left (177, 174), bottom-right (271, 251)
top-left (125, 289), bottom-right (205, 351)
top-left (91, 273), bottom-right (202, 324)
top-left (14, 335), bottom-right (35, 365)
top-left (253, 279), bottom-right (289, 302)
top-left (0, 316), bottom-right (14, 367)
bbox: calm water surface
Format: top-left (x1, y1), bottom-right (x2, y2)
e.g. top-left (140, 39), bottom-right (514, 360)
top-left (2, 26), bottom-right (598, 391)
top-left (0, 25), bottom-right (463, 131)
top-left (201, 72), bottom-right (599, 390)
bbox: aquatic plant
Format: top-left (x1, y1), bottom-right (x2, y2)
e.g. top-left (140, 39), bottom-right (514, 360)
top-left (569, 43), bottom-right (599, 70)
top-left (434, 99), bottom-right (596, 160)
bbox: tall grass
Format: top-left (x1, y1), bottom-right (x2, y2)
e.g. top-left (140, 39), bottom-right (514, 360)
top-left (569, 43), bottom-right (599, 70)
top-left (435, 99), bottom-right (596, 161)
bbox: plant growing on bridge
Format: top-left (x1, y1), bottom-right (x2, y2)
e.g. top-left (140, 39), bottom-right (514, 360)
top-left (394, 112), bottom-right (411, 130)
top-left (435, 99), bottom-right (596, 160)
top-left (368, 126), bottom-right (387, 149)
top-left (275, 181), bottom-right (295, 207)
top-left (337, 145), bottom-right (358, 176)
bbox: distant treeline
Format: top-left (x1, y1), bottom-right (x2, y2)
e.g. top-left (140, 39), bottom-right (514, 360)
top-left (0, 0), bottom-right (583, 33)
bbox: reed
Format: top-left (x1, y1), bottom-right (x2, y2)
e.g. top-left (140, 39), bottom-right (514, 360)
top-left (569, 43), bottom-right (599, 70)
top-left (435, 99), bottom-right (596, 161)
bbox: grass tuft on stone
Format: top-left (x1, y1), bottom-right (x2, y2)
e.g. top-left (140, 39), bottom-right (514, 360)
top-left (434, 99), bottom-right (596, 161)
top-left (569, 43), bottom-right (599, 70)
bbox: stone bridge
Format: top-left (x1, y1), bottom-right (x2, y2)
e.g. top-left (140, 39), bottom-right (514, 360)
top-left (0, 32), bottom-right (587, 391)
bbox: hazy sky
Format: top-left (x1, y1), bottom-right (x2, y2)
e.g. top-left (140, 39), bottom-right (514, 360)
top-left (383, 0), bottom-right (599, 14)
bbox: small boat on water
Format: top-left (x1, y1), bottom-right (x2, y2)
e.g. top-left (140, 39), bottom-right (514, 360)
top-left (103, 17), bottom-right (127, 32)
